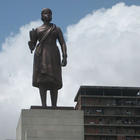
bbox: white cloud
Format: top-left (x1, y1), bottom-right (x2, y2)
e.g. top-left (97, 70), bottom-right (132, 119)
top-left (66, 2), bottom-right (140, 87)
top-left (1, 2), bottom-right (140, 140)
top-left (0, 20), bottom-right (42, 140)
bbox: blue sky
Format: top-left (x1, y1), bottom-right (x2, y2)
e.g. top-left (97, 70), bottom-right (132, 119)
top-left (1, 1), bottom-right (140, 139)
top-left (1, 0), bottom-right (140, 46)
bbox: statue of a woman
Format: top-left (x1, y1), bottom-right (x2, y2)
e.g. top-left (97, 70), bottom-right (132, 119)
top-left (28, 8), bottom-right (67, 107)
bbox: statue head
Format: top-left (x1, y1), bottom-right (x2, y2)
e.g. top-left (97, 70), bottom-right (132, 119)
top-left (41, 8), bottom-right (52, 22)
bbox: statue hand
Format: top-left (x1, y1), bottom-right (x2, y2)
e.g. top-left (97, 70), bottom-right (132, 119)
top-left (61, 57), bottom-right (67, 67)
top-left (28, 41), bottom-right (35, 53)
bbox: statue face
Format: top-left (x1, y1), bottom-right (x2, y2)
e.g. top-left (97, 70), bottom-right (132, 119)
top-left (41, 10), bottom-right (52, 22)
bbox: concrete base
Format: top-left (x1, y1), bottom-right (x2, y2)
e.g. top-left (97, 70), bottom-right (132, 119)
top-left (16, 109), bottom-right (84, 140)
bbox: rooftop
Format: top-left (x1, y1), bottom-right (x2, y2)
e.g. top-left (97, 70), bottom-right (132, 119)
top-left (74, 85), bottom-right (140, 101)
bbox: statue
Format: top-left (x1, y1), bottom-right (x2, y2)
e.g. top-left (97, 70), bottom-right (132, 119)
top-left (28, 8), bottom-right (67, 108)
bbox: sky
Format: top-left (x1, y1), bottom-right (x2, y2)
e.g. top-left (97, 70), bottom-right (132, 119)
top-left (1, 0), bottom-right (140, 140)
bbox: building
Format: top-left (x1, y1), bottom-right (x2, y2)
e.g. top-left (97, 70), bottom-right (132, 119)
top-left (75, 86), bottom-right (140, 140)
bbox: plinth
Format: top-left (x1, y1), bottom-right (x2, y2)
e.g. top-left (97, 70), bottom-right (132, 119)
top-left (16, 107), bottom-right (84, 140)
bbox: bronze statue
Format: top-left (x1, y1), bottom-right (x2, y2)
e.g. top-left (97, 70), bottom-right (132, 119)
top-left (28, 8), bottom-right (67, 107)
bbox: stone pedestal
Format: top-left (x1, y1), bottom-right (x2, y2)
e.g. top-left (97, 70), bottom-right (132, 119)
top-left (16, 108), bottom-right (84, 140)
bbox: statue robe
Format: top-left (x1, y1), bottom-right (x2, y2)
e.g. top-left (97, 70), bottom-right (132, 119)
top-left (32, 24), bottom-right (63, 90)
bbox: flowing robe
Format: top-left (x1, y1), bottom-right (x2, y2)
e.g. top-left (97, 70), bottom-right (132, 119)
top-left (32, 24), bottom-right (64, 90)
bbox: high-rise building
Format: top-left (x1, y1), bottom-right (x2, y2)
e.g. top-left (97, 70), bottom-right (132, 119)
top-left (75, 86), bottom-right (140, 140)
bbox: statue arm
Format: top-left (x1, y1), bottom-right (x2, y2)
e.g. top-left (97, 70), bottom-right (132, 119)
top-left (28, 28), bottom-right (38, 53)
top-left (57, 27), bottom-right (67, 66)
